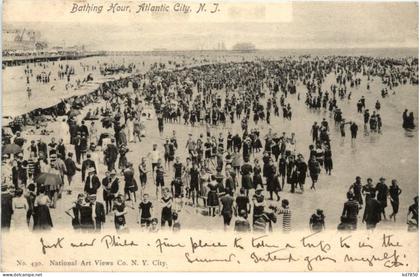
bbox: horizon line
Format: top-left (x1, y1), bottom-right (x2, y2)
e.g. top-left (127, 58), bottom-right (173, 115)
top-left (93, 46), bottom-right (418, 52)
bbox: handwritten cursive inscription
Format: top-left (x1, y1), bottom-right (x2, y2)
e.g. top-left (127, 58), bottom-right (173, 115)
top-left (189, 237), bottom-right (228, 253)
top-left (344, 249), bottom-right (405, 268)
top-left (304, 255), bottom-right (337, 271)
top-left (40, 237), bottom-right (64, 255)
top-left (70, 239), bottom-right (96, 248)
top-left (100, 235), bottom-right (138, 249)
top-left (250, 250), bottom-right (299, 264)
top-left (301, 232), bottom-right (331, 253)
top-left (382, 234), bottom-right (402, 248)
top-left (156, 238), bottom-right (185, 254)
top-left (251, 235), bottom-right (279, 248)
top-left (185, 252), bottom-right (237, 263)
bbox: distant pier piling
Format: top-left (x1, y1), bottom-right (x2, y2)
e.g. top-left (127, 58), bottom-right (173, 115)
top-left (2, 52), bottom-right (105, 67)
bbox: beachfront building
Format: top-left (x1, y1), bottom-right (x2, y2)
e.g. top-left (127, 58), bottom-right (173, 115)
top-left (3, 27), bottom-right (48, 55)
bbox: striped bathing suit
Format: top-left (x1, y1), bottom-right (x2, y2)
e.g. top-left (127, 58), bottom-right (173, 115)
top-left (277, 208), bottom-right (292, 232)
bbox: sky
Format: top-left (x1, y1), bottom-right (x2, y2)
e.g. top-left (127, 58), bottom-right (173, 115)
top-left (3, 1), bottom-right (419, 51)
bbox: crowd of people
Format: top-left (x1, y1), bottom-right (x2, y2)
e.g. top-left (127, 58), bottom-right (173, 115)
top-left (1, 54), bottom-right (418, 233)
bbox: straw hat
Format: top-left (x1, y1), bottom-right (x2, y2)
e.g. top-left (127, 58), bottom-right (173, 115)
top-left (87, 167), bottom-right (96, 174)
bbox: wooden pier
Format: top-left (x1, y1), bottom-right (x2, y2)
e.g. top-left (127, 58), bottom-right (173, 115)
top-left (2, 52), bottom-right (106, 67)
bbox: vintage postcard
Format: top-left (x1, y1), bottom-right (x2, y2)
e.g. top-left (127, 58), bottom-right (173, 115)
top-left (1, 0), bottom-right (419, 273)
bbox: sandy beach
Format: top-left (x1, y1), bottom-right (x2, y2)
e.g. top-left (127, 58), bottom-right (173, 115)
top-left (4, 50), bottom-right (418, 232)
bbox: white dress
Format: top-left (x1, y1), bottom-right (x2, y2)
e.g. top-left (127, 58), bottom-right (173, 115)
top-left (40, 160), bottom-right (49, 173)
top-left (12, 196), bottom-right (28, 231)
top-left (126, 119), bottom-right (134, 142)
top-left (139, 118), bottom-right (146, 136)
top-left (89, 125), bottom-right (98, 145)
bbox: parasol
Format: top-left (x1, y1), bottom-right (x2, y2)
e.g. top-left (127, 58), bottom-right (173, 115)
top-left (68, 109), bottom-right (81, 117)
top-left (2, 144), bottom-right (22, 155)
top-left (35, 173), bottom-right (63, 188)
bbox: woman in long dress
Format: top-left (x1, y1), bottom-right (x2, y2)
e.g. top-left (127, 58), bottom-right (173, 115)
top-left (139, 118), bottom-right (146, 137)
top-left (207, 175), bottom-right (219, 217)
top-left (79, 198), bottom-right (94, 231)
top-left (266, 159), bottom-right (279, 200)
top-left (12, 189), bottom-right (28, 231)
top-left (89, 122), bottom-right (98, 146)
top-left (324, 145), bottom-right (333, 175)
top-left (133, 117), bottom-right (142, 143)
top-left (199, 168), bottom-right (210, 207)
top-left (33, 186), bottom-right (53, 231)
top-left (39, 158), bottom-right (49, 173)
top-left (118, 146), bottom-right (129, 170)
top-left (252, 186), bottom-right (266, 224)
top-left (126, 117), bottom-right (134, 143)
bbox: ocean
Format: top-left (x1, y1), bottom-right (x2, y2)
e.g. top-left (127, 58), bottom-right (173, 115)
top-left (2, 47), bottom-right (418, 118)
